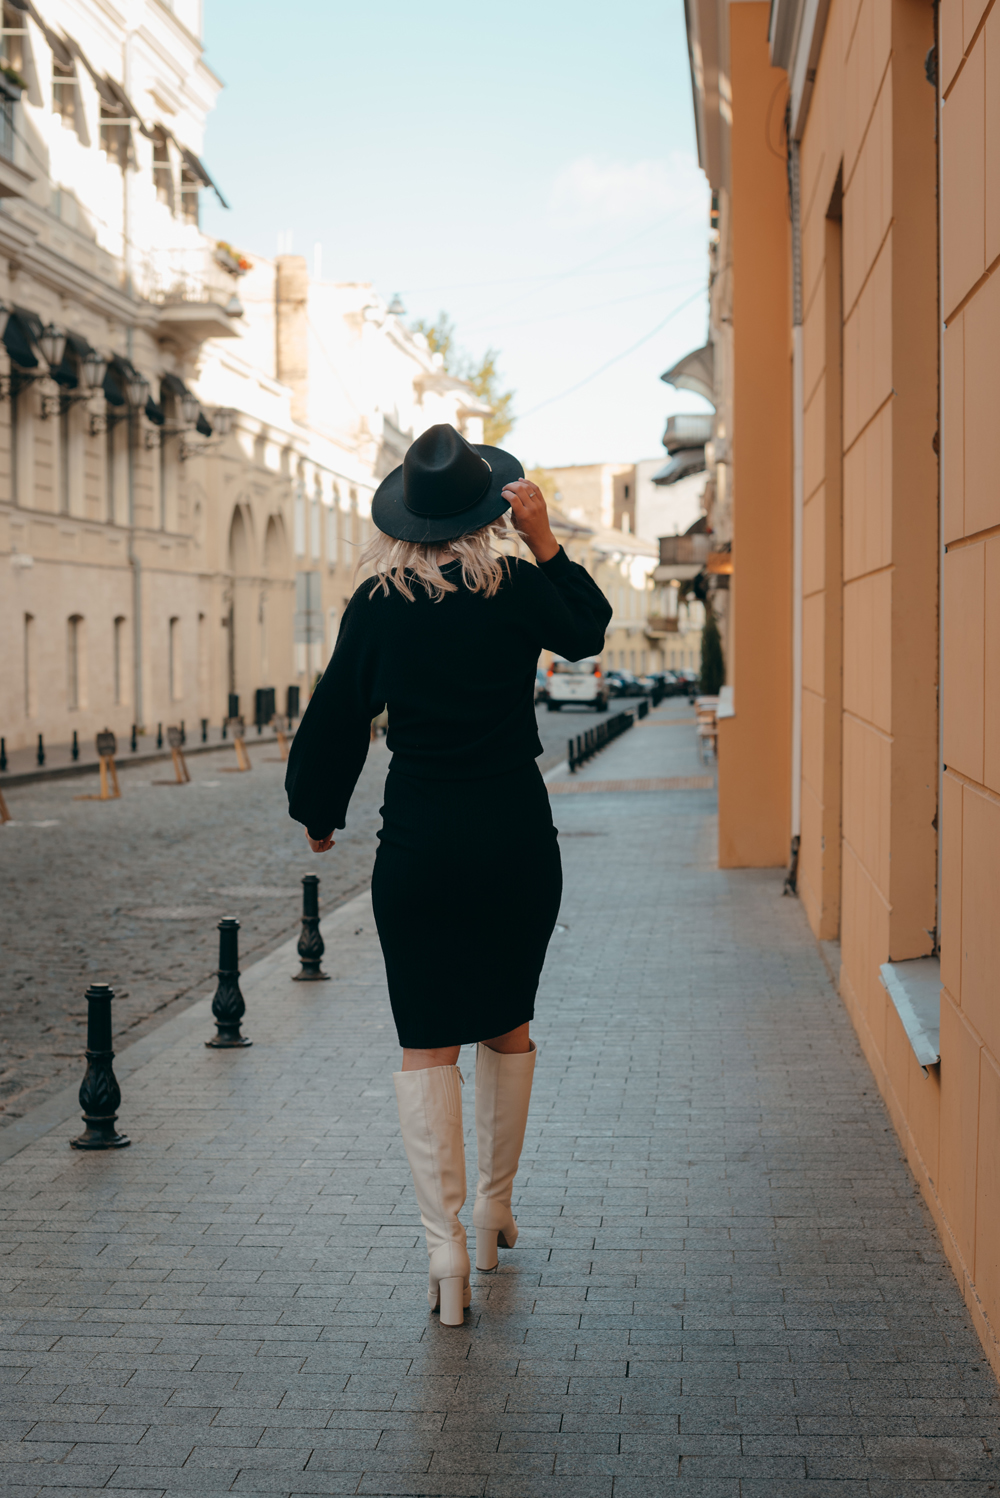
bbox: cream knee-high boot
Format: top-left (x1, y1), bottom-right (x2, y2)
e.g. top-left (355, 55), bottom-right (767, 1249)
top-left (473, 1041), bottom-right (537, 1271)
top-left (393, 1064), bottom-right (471, 1325)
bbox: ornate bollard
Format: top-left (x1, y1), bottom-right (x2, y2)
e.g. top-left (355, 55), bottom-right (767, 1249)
top-left (36, 733), bottom-right (44, 767)
top-left (130, 723), bottom-right (138, 753)
top-left (180, 720), bottom-right (186, 745)
top-left (70, 984), bottom-right (130, 1149)
top-left (156, 722), bottom-right (163, 749)
top-left (293, 874), bottom-right (329, 982)
top-left (206, 917), bottom-right (252, 1047)
top-left (0, 737), bottom-right (6, 772)
top-left (201, 718), bottom-right (208, 743)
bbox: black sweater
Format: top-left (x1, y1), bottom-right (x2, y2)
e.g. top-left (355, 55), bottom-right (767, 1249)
top-left (285, 546), bottom-right (612, 838)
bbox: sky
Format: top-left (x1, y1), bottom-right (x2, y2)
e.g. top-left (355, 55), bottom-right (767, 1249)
top-left (200, 0), bottom-right (712, 469)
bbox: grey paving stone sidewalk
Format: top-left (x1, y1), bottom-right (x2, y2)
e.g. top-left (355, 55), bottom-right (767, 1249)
top-left (1, 702), bottom-right (998, 1496)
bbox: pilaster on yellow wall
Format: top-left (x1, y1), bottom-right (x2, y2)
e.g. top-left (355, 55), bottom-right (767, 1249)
top-left (717, 1), bottom-right (793, 869)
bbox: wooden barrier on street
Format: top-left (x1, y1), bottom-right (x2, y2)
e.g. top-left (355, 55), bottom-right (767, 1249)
top-left (75, 731), bottom-right (121, 801)
top-left (221, 719), bottom-right (252, 773)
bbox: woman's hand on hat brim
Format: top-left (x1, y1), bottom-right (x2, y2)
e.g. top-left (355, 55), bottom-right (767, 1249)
top-left (503, 480), bottom-right (559, 564)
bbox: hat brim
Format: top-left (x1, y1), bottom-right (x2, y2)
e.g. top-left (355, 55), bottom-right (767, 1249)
top-left (371, 443), bottom-right (524, 544)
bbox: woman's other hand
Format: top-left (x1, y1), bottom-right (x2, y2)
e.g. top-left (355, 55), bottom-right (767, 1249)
top-left (502, 479), bottom-right (559, 563)
top-left (306, 830), bottom-right (335, 853)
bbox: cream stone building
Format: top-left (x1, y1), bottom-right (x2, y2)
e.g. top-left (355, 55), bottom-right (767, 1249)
top-left (0, 0), bottom-right (484, 755)
top-left (544, 461), bottom-right (704, 675)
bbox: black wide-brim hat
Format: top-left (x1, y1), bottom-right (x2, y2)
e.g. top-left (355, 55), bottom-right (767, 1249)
top-left (371, 422), bottom-right (523, 544)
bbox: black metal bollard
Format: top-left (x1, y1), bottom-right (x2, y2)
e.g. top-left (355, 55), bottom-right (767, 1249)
top-left (156, 723), bottom-right (163, 749)
top-left (71, 729), bottom-right (79, 762)
top-left (206, 918), bottom-right (252, 1048)
top-left (201, 718), bottom-right (208, 744)
top-left (180, 720), bottom-right (186, 745)
top-left (36, 733), bottom-right (44, 766)
top-left (293, 874), bottom-right (329, 982)
top-left (70, 984), bottom-right (130, 1149)
top-left (221, 720), bottom-right (227, 739)
top-left (130, 723), bottom-right (138, 753)
top-left (0, 737), bottom-right (6, 772)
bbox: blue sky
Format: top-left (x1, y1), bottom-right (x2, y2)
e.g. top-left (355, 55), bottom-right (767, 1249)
top-left (201, 0), bottom-right (711, 468)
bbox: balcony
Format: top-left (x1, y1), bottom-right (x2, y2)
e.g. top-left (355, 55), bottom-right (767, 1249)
top-left (135, 246), bottom-right (243, 346)
top-left (653, 532), bottom-right (711, 584)
top-left (662, 412), bottom-right (713, 452)
top-left (645, 615), bottom-right (680, 638)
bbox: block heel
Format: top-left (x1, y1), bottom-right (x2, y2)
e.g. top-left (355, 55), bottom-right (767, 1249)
top-left (437, 1275), bottom-right (466, 1325)
top-left (476, 1227), bottom-right (499, 1271)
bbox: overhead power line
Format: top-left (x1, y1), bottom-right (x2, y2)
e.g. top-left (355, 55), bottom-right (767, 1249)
top-left (514, 286), bottom-right (705, 423)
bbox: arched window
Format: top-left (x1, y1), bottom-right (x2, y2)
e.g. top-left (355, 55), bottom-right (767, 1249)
top-left (326, 502), bottom-right (338, 565)
top-left (113, 616), bottom-right (126, 705)
top-left (310, 494), bottom-right (321, 559)
top-left (67, 614), bottom-right (83, 710)
top-left (293, 484), bottom-right (306, 557)
top-left (23, 612), bottom-right (34, 717)
top-left (169, 616), bottom-right (182, 701)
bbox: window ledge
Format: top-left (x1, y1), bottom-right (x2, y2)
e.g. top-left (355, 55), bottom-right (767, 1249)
top-left (879, 957), bottom-right (941, 1074)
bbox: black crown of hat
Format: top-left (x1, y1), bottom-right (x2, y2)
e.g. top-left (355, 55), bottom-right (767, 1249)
top-left (371, 422), bottom-right (524, 545)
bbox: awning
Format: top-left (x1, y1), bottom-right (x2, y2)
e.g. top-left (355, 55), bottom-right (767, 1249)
top-left (196, 409), bottom-right (213, 437)
top-left (52, 329), bottom-right (95, 389)
top-left (160, 372), bottom-right (190, 398)
top-left (171, 134), bottom-right (229, 209)
top-left (661, 343), bottom-right (715, 407)
top-left (145, 396), bottom-right (164, 426)
top-left (8, 0), bottom-right (73, 68)
top-left (104, 353), bottom-right (141, 408)
top-left (3, 305), bottom-right (43, 369)
top-left (652, 449), bottom-right (707, 486)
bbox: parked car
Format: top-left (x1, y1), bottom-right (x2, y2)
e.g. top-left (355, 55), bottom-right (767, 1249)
top-left (534, 667), bottom-right (549, 704)
top-left (546, 657), bottom-right (610, 712)
top-left (606, 670), bottom-right (644, 698)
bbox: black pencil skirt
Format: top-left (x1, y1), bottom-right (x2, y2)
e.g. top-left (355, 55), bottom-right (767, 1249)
top-left (371, 759), bottom-right (562, 1048)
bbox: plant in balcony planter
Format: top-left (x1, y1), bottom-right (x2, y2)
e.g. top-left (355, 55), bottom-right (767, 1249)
top-left (214, 241), bottom-right (252, 276)
top-left (0, 63), bottom-right (26, 95)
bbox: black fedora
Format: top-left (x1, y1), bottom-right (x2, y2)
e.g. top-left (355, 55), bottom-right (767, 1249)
top-left (371, 423), bottom-right (523, 544)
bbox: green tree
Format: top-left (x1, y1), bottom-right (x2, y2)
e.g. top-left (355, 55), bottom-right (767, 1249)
top-left (411, 312), bottom-right (516, 446)
top-left (700, 602), bottom-right (725, 695)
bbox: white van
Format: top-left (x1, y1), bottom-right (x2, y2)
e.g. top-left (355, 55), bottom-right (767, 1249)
top-left (545, 657), bottom-right (609, 712)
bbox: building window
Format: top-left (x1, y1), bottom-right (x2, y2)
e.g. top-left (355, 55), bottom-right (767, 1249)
top-left (58, 401), bottom-right (70, 515)
top-left (326, 504), bottom-right (338, 565)
top-left (293, 485), bottom-right (306, 557)
top-left (152, 128), bottom-right (173, 209)
top-left (0, 2), bottom-right (25, 163)
top-left (113, 616), bottom-right (125, 704)
top-left (23, 612), bottom-right (34, 717)
top-left (294, 571), bottom-right (322, 677)
top-left (180, 165), bottom-right (199, 225)
top-left (100, 104), bottom-right (131, 170)
top-left (52, 56), bottom-right (79, 131)
top-left (310, 496), bottom-right (321, 559)
top-left (67, 614), bottom-right (83, 710)
top-left (169, 616), bottom-right (181, 701)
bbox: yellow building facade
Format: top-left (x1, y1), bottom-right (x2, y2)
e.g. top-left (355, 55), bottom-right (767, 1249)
top-left (683, 0), bottom-right (1000, 1374)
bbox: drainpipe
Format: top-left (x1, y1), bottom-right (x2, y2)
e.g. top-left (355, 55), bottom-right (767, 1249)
top-left (123, 27), bottom-right (143, 729)
top-left (785, 135), bottom-right (804, 895)
top-left (933, 14), bottom-right (943, 956)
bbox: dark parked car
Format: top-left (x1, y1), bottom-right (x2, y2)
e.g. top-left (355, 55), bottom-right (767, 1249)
top-left (606, 670), bottom-right (644, 698)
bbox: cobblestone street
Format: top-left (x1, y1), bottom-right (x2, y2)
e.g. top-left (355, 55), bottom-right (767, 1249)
top-left (1, 704), bottom-right (998, 1496)
top-left (0, 705), bottom-right (593, 1130)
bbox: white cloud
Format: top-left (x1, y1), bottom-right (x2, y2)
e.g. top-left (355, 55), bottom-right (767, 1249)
top-left (549, 151), bottom-right (709, 228)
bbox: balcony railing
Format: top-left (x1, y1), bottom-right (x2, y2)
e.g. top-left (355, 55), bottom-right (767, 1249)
top-left (658, 533), bottom-right (711, 566)
top-left (662, 413), bottom-right (713, 452)
top-left (134, 245), bottom-right (242, 308)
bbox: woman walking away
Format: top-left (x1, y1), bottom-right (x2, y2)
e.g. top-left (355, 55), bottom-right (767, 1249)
top-left (285, 423), bottom-right (612, 1324)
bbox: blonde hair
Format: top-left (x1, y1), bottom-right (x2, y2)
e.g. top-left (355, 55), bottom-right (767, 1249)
top-left (359, 515), bottom-right (522, 603)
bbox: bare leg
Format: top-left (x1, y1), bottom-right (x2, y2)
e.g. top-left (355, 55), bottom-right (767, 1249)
top-left (482, 1023), bottom-right (531, 1055)
top-left (401, 1025), bottom-right (530, 1071)
top-left (401, 1045), bottom-right (461, 1072)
